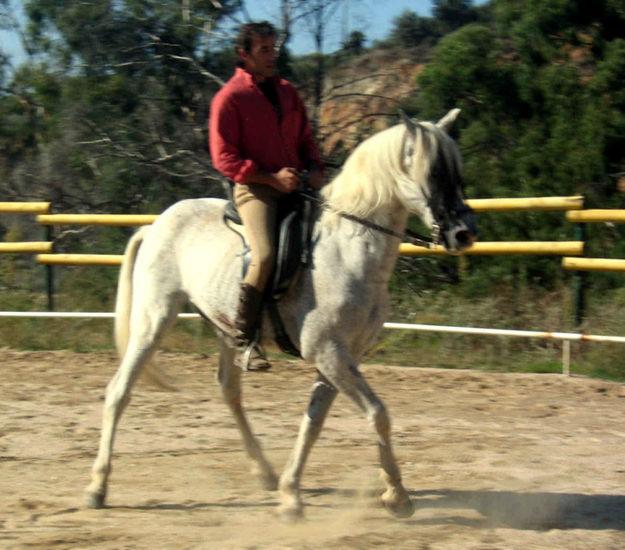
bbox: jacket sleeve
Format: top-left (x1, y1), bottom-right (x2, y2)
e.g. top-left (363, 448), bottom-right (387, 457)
top-left (209, 92), bottom-right (257, 183)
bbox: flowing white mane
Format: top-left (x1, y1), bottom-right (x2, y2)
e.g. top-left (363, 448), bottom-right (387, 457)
top-left (320, 120), bottom-right (451, 223)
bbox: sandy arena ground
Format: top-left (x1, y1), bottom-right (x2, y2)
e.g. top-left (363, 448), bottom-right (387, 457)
top-left (2, 349), bottom-right (625, 549)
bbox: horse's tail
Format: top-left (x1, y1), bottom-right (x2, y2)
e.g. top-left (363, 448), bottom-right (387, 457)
top-left (114, 226), bottom-right (177, 391)
top-left (114, 226), bottom-right (148, 356)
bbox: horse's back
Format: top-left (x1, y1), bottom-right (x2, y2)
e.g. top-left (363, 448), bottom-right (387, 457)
top-left (137, 197), bottom-right (244, 312)
top-left (151, 197), bottom-right (227, 233)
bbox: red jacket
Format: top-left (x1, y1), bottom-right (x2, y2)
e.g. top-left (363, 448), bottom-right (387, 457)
top-left (209, 67), bottom-right (321, 184)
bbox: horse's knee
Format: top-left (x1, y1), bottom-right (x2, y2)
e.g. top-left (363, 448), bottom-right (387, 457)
top-left (104, 380), bottom-right (132, 415)
top-left (369, 401), bottom-right (391, 437)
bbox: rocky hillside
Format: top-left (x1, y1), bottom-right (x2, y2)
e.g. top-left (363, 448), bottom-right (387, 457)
top-left (316, 48), bottom-right (425, 159)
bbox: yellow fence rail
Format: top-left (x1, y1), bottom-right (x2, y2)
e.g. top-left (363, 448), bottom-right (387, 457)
top-left (0, 242), bottom-right (53, 254)
top-left (1, 196), bottom-right (591, 265)
top-left (564, 208), bottom-right (625, 272)
top-left (566, 210), bottom-right (625, 223)
top-left (37, 214), bottom-right (158, 226)
top-left (400, 241), bottom-right (584, 257)
top-left (467, 195), bottom-right (583, 212)
top-left (0, 202), bottom-right (51, 214)
top-left (562, 257), bottom-right (625, 273)
top-left (34, 242), bottom-right (585, 265)
top-left (29, 196), bottom-right (586, 224)
top-left (37, 254), bottom-right (123, 266)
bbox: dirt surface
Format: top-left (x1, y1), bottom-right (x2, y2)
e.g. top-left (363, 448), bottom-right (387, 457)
top-left (2, 349), bottom-right (625, 549)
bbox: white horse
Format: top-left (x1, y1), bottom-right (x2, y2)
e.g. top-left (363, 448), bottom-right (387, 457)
top-left (85, 109), bottom-right (476, 519)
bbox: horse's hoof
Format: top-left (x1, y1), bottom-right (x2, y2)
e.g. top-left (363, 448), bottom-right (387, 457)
top-left (382, 490), bottom-right (414, 518)
top-left (85, 490), bottom-right (107, 509)
top-left (252, 464), bottom-right (279, 491)
top-left (278, 502), bottom-right (305, 523)
top-left (259, 470), bottom-right (279, 491)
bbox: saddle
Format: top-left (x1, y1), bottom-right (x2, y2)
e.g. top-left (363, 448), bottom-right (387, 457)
top-left (222, 181), bottom-right (317, 357)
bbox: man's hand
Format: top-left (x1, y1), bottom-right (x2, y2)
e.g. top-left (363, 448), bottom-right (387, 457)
top-left (271, 167), bottom-right (300, 193)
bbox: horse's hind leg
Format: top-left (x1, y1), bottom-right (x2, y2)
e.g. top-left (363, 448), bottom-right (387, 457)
top-left (216, 336), bottom-right (278, 490)
top-left (85, 301), bottom-right (178, 508)
top-left (278, 372), bottom-right (338, 519)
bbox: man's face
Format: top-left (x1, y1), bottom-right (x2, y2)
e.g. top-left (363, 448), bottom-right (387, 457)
top-left (240, 34), bottom-right (277, 81)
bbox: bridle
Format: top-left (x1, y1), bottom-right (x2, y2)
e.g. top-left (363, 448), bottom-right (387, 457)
top-left (297, 142), bottom-right (474, 250)
top-left (298, 188), bottom-right (438, 248)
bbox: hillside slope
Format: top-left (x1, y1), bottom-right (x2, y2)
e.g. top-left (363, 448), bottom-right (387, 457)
top-left (316, 49), bottom-right (424, 158)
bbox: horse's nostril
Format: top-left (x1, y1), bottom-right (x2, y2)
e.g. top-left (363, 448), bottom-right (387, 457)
top-left (455, 230), bottom-right (474, 249)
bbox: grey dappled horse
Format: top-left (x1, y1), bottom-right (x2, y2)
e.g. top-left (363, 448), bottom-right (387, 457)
top-left (85, 109), bottom-right (476, 519)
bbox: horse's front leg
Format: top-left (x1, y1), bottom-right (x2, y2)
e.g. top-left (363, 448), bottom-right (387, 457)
top-left (216, 337), bottom-right (278, 490)
top-left (278, 373), bottom-right (338, 520)
top-left (322, 357), bottom-right (414, 519)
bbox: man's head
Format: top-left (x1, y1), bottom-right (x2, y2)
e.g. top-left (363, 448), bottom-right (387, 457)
top-left (235, 21), bottom-right (278, 81)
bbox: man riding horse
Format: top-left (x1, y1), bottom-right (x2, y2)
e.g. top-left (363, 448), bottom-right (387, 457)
top-left (209, 21), bottom-right (324, 372)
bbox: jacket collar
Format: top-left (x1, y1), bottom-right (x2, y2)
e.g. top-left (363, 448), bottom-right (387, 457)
top-left (234, 66), bottom-right (280, 88)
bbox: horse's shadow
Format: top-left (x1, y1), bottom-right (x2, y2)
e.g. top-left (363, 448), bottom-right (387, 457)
top-left (302, 486), bottom-right (625, 530)
top-left (406, 489), bottom-right (625, 531)
top-left (108, 488), bottom-right (625, 531)
top-left (116, 500), bottom-right (276, 511)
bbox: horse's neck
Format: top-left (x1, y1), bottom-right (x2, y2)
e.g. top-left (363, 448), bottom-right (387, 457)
top-left (321, 204), bottom-right (409, 283)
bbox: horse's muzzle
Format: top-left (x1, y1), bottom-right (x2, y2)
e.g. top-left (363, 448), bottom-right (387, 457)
top-left (442, 212), bottom-right (477, 253)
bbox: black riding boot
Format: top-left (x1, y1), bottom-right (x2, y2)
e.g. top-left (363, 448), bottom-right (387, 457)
top-left (233, 283), bottom-right (271, 371)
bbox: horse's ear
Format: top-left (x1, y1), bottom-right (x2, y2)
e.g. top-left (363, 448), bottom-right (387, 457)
top-left (436, 108), bottom-right (461, 132)
top-left (399, 109), bottom-right (417, 136)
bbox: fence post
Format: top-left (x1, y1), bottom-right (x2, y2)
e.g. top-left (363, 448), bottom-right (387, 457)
top-left (45, 225), bottom-right (54, 311)
top-left (562, 340), bottom-right (571, 376)
top-left (573, 223), bottom-right (587, 327)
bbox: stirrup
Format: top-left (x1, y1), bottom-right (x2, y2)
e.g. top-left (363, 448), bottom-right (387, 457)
top-left (238, 340), bottom-right (271, 372)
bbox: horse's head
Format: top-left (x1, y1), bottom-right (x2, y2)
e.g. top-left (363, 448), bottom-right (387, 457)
top-left (398, 109), bottom-right (477, 253)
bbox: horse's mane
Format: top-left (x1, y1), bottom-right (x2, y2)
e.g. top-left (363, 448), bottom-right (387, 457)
top-left (321, 121), bottom-right (455, 224)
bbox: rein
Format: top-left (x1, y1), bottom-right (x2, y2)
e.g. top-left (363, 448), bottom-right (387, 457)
top-left (298, 189), bottom-right (437, 248)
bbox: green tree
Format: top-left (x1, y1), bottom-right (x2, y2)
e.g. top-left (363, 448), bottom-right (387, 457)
top-left (432, 0), bottom-right (478, 34)
top-left (388, 10), bottom-right (439, 49)
top-left (341, 30), bottom-right (367, 56)
top-left (415, 0), bottom-right (625, 288)
top-left (1, 0), bottom-right (243, 213)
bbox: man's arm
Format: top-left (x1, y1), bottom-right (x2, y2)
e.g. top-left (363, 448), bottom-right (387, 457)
top-left (209, 94), bottom-right (258, 183)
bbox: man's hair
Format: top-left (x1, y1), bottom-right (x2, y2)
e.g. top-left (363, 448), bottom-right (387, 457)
top-left (235, 21), bottom-right (277, 55)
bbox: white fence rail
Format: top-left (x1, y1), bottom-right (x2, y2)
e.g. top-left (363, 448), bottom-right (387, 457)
top-left (3, 312), bottom-right (625, 375)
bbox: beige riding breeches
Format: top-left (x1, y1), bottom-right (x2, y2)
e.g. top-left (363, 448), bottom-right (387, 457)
top-left (233, 182), bottom-right (283, 292)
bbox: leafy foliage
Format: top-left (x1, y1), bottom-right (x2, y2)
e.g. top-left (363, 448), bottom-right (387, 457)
top-left (388, 10), bottom-right (440, 49)
top-left (412, 0), bottom-right (625, 288)
top-left (2, 0), bottom-right (243, 214)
